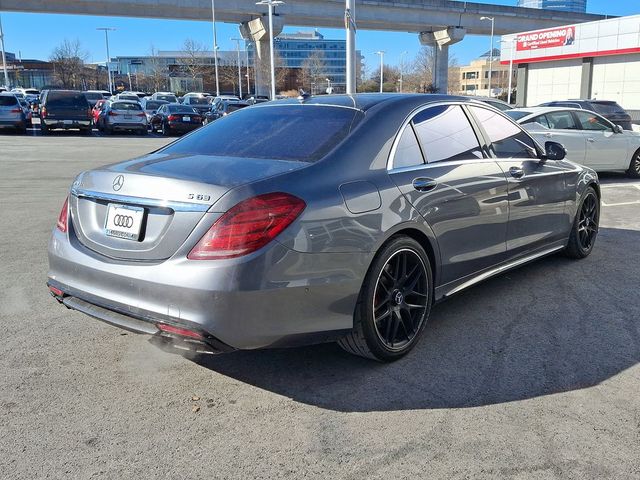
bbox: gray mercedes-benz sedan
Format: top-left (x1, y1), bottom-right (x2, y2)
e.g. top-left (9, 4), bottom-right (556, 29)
top-left (47, 94), bottom-right (600, 361)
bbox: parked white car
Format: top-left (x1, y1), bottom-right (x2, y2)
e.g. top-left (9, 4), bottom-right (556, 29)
top-left (507, 107), bottom-right (640, 178)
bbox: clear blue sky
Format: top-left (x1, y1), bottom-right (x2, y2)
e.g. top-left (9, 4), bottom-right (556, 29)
top-left (1, 0), bottom-right (638, 72)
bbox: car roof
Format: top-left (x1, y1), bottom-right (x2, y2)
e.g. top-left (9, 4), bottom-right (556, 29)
top-left (274, 93), bottom-right (472, 112)
top-left (512, 106), bottom-right (591, 115)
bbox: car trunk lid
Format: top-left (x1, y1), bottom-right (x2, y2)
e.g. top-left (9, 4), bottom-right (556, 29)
top-left (69, 152), bottom-right (307, 261)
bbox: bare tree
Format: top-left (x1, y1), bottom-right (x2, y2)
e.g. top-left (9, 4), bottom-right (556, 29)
top-left (147, 45), bottom-right (169, 92)
top-left (50, 39), bottom-right (88, 88)
top-left (300, 51), bottom-right (327, 94)
top-left (178, 39), bottom-right (207, 81)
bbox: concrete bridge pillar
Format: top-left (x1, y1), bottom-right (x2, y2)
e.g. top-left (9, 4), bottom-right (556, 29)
top-left (419, 27), bottom-right (466, 94)
top-left (239, 15), bottom-right (284, 97)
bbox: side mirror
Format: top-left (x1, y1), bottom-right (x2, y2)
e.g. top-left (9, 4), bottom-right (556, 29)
top-left (544, 141), bottom-right (566, 161)
top-left (614, 124), bottom-right (624, 134)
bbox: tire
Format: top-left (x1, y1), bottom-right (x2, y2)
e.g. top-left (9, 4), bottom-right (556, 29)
top-left (17, 126), bottom-right (27, 135)
top-left (627, 149), bottom-right (640, 179)
top-left (40, 123), bottom-right (48, 135)
top-left (338, 236), bottom-right (433, 362)
top-left (161, 122), bottom-right (169, 136)
top-left (565, 186), bottom-right (600, 259)
top-left (80, 127), bottom-right (92, 135)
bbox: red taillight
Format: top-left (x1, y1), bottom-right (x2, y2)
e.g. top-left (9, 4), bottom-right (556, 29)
top-left (109, 111), bottom-right (119, 116)
top-left (136, 112), bottom-right (146, 117)
top-left (41, 106), bottom-right (47, 118)
top-left (87, 108), bottom-right (92, 118)
top-left (188, 192), bottom-right (305, 260)
top-left (10, 108), bottom-right (22, 113)
top-left (56, 197), bottom-right (69, 233)
top-left (49, 285), bottom-right (64, 296)
top-left (157, 323), bottom-right (203, 340)
top-left (167, 114), bottom-right (179, 121)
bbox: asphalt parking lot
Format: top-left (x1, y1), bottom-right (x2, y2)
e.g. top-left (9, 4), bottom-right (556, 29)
top-left (0, 131), bottom-right (639, 479)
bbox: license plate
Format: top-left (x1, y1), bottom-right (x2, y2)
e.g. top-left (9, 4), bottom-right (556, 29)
top-left (182, 116), bottom-right (191, 122)
top-left (124, 114), bottom-right (132, 120)
top-left (104, 203), bottom-right (144, 241)
top-left (63, 120), bottom-right (73, 125)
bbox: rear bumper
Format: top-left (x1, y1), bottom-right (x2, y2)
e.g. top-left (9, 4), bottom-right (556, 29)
top-left (167, 122), bottom-right (200, 131)
top-left (43, 119), bottom-right (91, 129)
top-left (0, 119), bottom-right (25, 128)
top-left (107, 122), bottom-right (147, 130)
top-left (47, 226), bottom-right (368, 350)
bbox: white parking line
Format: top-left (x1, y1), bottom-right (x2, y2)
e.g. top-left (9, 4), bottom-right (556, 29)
top-left (601, 201), bottom-right (640, 207)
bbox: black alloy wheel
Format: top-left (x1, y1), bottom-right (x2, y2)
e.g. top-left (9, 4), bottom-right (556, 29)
top-left (577, 192), bottom-right (598, 251)
top-left (565, 186), bottom-right (599, 259)
top-left (372, 249), bottom-right (429, 351)
top-left (338, 236), bottom-right (433, 361)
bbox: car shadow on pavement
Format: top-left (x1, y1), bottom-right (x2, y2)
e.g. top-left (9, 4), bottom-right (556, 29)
top-left (192, 227), bottom-right (640, 412)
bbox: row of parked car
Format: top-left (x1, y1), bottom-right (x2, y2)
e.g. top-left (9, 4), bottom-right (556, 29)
top-left (1, 86), bottom-right (638, 177)
top-left (0, 88), bottom-right (255, 136)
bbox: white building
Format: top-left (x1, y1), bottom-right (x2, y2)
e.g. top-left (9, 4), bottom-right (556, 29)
top-left (501, 15), bottom-right (640, 109)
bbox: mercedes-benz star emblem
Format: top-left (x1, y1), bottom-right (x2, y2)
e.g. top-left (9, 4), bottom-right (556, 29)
top-left (112, 175), bottom-right (124, 191)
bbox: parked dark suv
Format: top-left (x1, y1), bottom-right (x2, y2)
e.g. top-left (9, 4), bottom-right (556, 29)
top-left (40, 90), bottom-right (92, 134)
top-left (538, 100), bottom-right (632, 130)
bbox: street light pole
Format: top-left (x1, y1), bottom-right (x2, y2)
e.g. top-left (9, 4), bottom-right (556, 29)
top-left (507, 37), bottom-right (516, 105)
top-left (256, 0), bottom-right (284, 100)
top-left (0, 16), bottom-right (10, 89)
top-left (345, 0), bottom-right (356, 94)
top-left (211, 0), bottom-right (220, 96)
top-left (374, 51), bottom-right (385, 93)
top-left (481, 16), bottom-right (495, 97)
top-left (231, 38), bottom-right (244, 98)
top-left (97, 28), bottom-right (115, 93)
top-left (245, 43), bottom-right (251, 96)
top-left (399, 50), bottom-right (407, 93)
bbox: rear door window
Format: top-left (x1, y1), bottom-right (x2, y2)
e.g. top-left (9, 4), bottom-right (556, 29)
top-left (412, 105), bottom-right (483, 163)
top-left (545, 111), bottom-right (578, 130)
top-left (527, 115), bottom-right (551, 128)
top-left (469, 105), bottom-right (538, 159)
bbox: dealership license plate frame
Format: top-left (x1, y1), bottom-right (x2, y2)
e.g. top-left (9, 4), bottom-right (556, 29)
top-left (104, 203), bottom-right (145, 241)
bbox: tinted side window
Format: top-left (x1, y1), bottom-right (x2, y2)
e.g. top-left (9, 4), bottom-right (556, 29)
top-left (574, 111), bottom-right (612, 131)
top-left (412, 105), bottom-right (482, 163)
top-left (545, 111), bottom-right (578, 130)
top-left (393, 125), bottom-right (424, 168)
top-left (469, 106), bottom-right (537, 159)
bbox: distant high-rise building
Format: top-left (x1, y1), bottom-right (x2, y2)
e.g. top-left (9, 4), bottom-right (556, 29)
top-left (517, 0), bottom-right (587, 13)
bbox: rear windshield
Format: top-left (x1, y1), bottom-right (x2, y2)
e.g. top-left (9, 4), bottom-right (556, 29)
top-left (156, 95), bottom-right (177, 102)
top-left (118, 95), bottom-right (139, 101)
top-left (25, 89), bottom-right (39, 95)
top-left (45, 92), bottom-right (88, 108)
top-left (159, 105), bottom-right (362, 162)
top-left (112, 102), bottom-right (142, 111)
top-left (591, 102), bottom-right (626, 115)
top-left (189, 97), bottom-right (209, 105)
top-left (144, 101), bottom-right (165, 110)
top-left (506, 111), bottom-right (530, 121)
top-left (168, 105), bottom-right (198, 114)
top-left (227, 104), bottom-right (249, 113)
top-left (84, 92), bottom-right (103, 100)
top-left (0, 96), bottom-right (18, 106)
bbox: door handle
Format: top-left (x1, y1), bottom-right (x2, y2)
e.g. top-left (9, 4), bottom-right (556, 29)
top-left (509, 166), bottom-right (525, 179)
top-left (412, 178), bottom-right (438, 192)
top-left (587, 137), bottom-right (595, 143)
